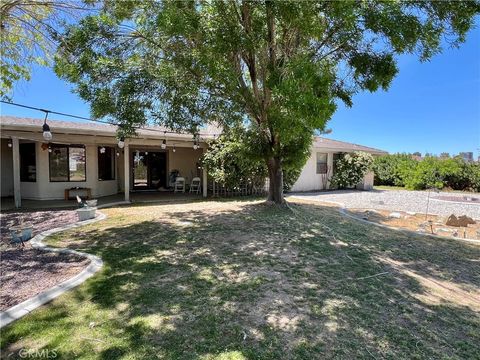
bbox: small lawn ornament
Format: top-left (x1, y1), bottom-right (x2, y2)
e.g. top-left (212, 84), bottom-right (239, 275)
top-left (9, 223), bottom-right (33, 247)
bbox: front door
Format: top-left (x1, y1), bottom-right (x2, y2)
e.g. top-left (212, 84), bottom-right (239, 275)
top-left (133, 151), bottom-right (167, 190)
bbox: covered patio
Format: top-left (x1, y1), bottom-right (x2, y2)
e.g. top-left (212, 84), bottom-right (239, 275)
top-left (1, 116), bottom-right (213, 208)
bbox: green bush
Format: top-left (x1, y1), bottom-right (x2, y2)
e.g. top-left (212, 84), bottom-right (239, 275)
top-left (372, 154), bottom-right (417, 186)
top-left (201, 128), bottom-right (303, 192)
top-left (373, 154), bottom-right (480, 191)
top-left (330, 151), bottom-right (374, 189)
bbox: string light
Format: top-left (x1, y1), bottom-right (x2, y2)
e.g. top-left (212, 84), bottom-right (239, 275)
top-left (161, 131), bottom-right (167, 149)
top-left (42, 111), bottom-right (52, 141)
top-left (118, 137), bottom-right (125, 148)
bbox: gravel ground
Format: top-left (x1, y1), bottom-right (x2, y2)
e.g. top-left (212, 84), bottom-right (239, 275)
top-left (0, 209), bottom-right (88, 311)
top-left (289, 190), bottom-right (480, 219)
top-left (0, 246), bottom-right (90, 310)
top-left (0, 209), bottom-right (78, 243)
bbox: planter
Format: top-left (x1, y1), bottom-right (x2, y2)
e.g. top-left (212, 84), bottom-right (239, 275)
top-left (76, 207), bottom-right (97, 221)
top-left (86, 199), bottom-right (98, 207)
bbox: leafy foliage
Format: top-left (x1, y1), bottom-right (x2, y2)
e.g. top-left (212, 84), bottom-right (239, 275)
top-left (330, 152), bottom-right (374, 189)
top-left (373, 153), bottom-right (419, 187)
top-left (373, 154), bottom-right (480, 191)
top-left (0, 1), bottom-right (89, 99)
top-left (201, 128), bottom-right (302, 191)
top-left (55, 0), bottom-right (480, 202)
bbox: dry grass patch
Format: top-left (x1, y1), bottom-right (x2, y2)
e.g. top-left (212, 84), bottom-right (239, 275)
top-left (1, 199), bottom-right (479, 359)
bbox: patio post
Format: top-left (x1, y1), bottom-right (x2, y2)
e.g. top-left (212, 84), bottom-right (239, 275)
top-left (202, 166), bottom-right (207, 198)
top-left (12, 137), bottom-right (21, 208)
top-left (124, 142), bottom-right (130, 201)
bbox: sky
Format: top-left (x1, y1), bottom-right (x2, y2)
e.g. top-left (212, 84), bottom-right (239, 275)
top-left (1, 24), bottom-right (479, 157)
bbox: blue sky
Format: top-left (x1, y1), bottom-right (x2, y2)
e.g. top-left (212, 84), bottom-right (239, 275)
top-left (1, 25), bottom-right (479, 157)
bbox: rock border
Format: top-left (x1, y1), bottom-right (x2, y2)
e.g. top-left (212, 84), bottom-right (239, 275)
top-left (0, 211), bottom-right (110, 328)
top-left (288, 196), bottom-right (480, 245)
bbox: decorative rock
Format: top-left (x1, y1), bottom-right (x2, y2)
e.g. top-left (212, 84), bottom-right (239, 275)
top-left (388, 212), bottom-right (402, 219)
top-left (446, 214), bottom-right (476, 227)
top-left (458, 215), bottom-right (476, 226)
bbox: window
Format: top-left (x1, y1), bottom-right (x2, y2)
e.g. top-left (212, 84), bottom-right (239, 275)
top-left (98, 147), bottom-right (115, 180)
top-left (49, 145), bottom-right (86, 182)
top-left (20, 143), bottom-right (36, 182)
top-left (316, 153), bottom-right (328, 174)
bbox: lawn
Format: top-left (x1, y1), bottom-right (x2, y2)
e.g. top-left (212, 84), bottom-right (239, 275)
top-left (2, 199), bottom-right (479, 359)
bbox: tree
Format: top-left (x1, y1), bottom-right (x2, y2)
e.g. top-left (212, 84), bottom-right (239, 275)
top-left (440, 152), bottom-right (450, 159)
top-left (55, 0), bottom-right (480, 204)
top-left (0, 1), bottom-right (90, 99)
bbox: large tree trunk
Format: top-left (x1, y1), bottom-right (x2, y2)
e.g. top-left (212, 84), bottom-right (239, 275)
top-left (267, 157), bottom-right (284, 204)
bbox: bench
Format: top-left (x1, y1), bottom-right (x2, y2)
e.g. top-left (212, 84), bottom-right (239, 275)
top-left (64, 187), bottom-right (92, 200)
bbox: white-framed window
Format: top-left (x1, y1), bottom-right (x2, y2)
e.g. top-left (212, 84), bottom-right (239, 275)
top-left (316, 153), bottom-right (328, 174)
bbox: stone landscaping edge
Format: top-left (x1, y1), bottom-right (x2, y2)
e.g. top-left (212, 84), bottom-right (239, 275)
top-left (288, 196), bottom-right (480, 245)
top-left (0, 202), bottom-right (131, 329)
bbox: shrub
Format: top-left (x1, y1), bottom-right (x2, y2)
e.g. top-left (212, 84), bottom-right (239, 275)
top-left (201, 128), bottom-right (303, 192)
top-left (330, 151), bottom-right (374, 189)
top-left (374, 153), bottom-right (480, 191)
top-left (372, 154), bottom-right (417, 186)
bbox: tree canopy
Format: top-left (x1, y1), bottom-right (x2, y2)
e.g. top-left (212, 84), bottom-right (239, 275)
top-left (0, 1), bottom-right (90, 99)
top-left (55, 0), bottom-right (480, 203)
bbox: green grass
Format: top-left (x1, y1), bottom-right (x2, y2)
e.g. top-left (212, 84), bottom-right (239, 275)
top-left (2, 200), bottom-right (479, 359)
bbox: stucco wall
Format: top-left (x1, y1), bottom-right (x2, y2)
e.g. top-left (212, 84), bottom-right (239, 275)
top-left (291, 149), bottom-right (375, 192)
top-left (290, 150), bottom-right (333, 192)
top-left (168, 147), bottom-right (203, 184)
top-left (1, 139), bottom-right (13, 197)
top-left (19, 143), bottom-right (117, 200)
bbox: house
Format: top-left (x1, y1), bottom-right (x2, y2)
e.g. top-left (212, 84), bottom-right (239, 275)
top-left (1, 116), bottom-right (386, 207)
top-left (290, 137), bottom-right (387, 192)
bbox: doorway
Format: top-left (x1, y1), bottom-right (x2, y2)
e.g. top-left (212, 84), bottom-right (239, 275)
top-left (132, 151), bottom-right (167, 190)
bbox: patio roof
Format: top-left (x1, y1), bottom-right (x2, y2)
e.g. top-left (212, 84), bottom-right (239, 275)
top-left (0, 116), bottom-right (218, 142)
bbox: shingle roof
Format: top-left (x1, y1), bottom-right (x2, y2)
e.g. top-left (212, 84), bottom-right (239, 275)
top-left (313, 136), bottom-right (387, 155)
top-left (1, 115), bottom-right (387, 154)
top-left (0, 115), bottom-right (214, 140)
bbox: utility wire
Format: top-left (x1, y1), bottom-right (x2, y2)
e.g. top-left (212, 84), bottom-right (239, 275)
top-left (0, 100), bottom-right (219, 138)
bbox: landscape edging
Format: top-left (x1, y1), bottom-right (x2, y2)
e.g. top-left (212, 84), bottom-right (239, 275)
top-left (0, 212), bottom-right (107, 329)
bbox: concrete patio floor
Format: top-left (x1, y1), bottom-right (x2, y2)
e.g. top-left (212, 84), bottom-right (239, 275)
top-left (0, 192), bottom-right (203, 211)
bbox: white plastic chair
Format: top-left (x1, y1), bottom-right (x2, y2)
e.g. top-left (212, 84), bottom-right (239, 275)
top-left (189, 177), bottom-right (201, 194)
top-left (174, 177), bottom-right (186, 193)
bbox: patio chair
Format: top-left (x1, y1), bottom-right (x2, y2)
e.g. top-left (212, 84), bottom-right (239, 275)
top-left (189, 177), bottom-right (201, 194)
top-left (174, 177), bottom-right (186, 193)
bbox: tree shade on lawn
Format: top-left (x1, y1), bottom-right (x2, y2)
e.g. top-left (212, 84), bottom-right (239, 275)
top-left (55, 1), bottom-right (480, 203)
top-left (1, 200), bottom-right (479, 358)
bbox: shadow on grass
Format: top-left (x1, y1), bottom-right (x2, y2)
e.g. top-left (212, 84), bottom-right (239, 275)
top-left (2, 200), bottom-right (479, 359)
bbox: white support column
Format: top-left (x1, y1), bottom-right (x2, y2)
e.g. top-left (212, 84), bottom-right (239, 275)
top-left (12, 137), bottom-right (21, 208)
top-left (202, 166), bottom-right (208, 198)
top-left (124, 142), bottom-right (130, 201)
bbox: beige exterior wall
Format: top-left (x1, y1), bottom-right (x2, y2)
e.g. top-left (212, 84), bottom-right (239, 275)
top-left (291, 150), bottom-right (334, 192)
top-left (25, 143), bottom-right (117, 200)
top-left (291, 148), bottom-right (376, 192)
top-left (168, 147), bottom-right (203, 184)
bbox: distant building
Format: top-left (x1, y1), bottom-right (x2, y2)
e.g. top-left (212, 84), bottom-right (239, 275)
top-left (458, 152), bottom-right (474, 162)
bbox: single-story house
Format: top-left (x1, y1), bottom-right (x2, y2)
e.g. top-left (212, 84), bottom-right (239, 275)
top-left (0, 116), bottom-right (386, 207)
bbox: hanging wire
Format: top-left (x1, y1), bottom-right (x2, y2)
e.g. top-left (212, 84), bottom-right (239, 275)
top-left (0, 100), bottom-right (221, 138)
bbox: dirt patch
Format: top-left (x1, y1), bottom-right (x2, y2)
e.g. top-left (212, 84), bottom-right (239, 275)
top-left (0, 245), bottom-right (90, 310)
top-left (347, 208), bottom-right (480, 240)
